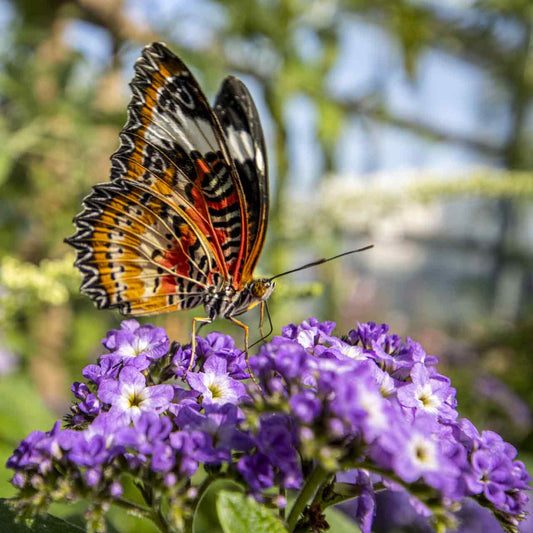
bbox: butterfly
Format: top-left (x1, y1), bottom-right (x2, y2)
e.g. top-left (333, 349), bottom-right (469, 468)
top-left (66, 42), bottom-right (275, 371)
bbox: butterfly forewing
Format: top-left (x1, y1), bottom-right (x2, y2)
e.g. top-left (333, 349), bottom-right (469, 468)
top-left (118, 43), bottom-right (248, 282)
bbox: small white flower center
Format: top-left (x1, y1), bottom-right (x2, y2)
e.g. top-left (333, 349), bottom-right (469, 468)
top-left (203, 373), bottom-right (232, 402)
top-left (132, 337), bottom-right (149, 356)
top-left (408, 434), bottom-right (438, 471)
top-left (339, 343), bottom-right (366, 360)
top-left (416, 384), bottom-right (440, 414)
top-left (118, 383), bottom-right (148, 412)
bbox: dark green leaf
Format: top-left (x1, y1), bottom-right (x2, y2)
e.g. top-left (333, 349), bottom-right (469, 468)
top-left (0, 499), bottom-right (84, 532)
top-left (324, 507), bottom-right (361, 533)
top-left (216, 491), bottom-right (287, 533)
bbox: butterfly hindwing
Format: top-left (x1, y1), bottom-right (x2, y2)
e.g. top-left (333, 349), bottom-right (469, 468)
top-left (214, 77), bottom-right (269, 283)
top-left (67, 179), bottom-right (217, 315)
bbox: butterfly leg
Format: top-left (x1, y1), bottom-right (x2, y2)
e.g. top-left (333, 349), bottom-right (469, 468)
top-left (229, 317), bottom-right (259, 387)
top-left (188, 316), bottom-right (212, 374)
top-left (259, 301), bottom-right (266, 340)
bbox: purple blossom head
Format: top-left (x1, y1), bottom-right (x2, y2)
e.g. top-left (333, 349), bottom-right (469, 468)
top-left (187, 356), bottom-right (247, 405)
top-left (6, 318), bottom-right (530, 533)
top-left (98, 366), bottom-right (174, 423)
top-left (196, 333), bottom-right (249, 379)
top-left (101, 319), bottom-right (169, 361)
top-left (396, 363), bottom-right (457, 421)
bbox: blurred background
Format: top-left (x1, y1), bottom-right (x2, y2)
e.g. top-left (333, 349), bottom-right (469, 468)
top-left (0, 0), bottom-right (531, 531)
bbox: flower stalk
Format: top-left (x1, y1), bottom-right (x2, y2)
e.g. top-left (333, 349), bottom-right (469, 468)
top-left (287, 463), bottom-right (330, 531)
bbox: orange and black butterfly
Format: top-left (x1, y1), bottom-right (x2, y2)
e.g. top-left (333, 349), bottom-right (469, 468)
top-left (67, 42), bottom-right (372, 368)
top-left (66, 42), bottom-right (274, 362)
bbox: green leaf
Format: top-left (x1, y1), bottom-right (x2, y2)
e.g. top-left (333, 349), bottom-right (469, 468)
top-left (216, 491), bottom-right (287, 533)
top-left (0, 499), bottom-right (84, 532)
top-left (324, 507), bottom-right (361, 533)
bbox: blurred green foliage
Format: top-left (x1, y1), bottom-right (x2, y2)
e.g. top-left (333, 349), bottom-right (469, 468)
top-left (0, 0), bottom-right (531, 530)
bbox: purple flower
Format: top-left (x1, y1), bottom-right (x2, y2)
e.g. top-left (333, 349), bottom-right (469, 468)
top-left (78, 393), bottom-right (100, 416)
top-left (397, 363), bottom-right (457, 421)
top-left (172, 344), bottom-right (193, 378)
top-left (353, 470), bottom-right (376, 533)
top-left (169, 431), bottom-right (199, 476)
top-left (110, 481), bottom-right (123, 498)
top-left (102, 319), bottom-right (169, 361)
top-left (68, 434), bottom-right (109, 467)
top-left (187, 356), bottom-right (247, 405)
top-left (462, 430), bottom-right (531, 515)
top-left (98, 367), bottom-right (174, 423)
top-left (328, 337), bottom-right (368, 361)
top-left (35, 421), bottom-right (78, 459)
top-left (7, 422), bottom-right (78, 477)
top-left (176, 403), bottom-right (253, 462)
top-left (397, 338), bottom-right (439, 368)
top-left (7, 430), bottom-right (48, 471)
top-left (381, 415), bottom-right (460, 496)
top-left (196, 333), bottom-right (249, 379)
top-left (281, 318), bottom-right (336, 351)
top-left (71, 382), bottom-right (90, 400)
top-left (255, 339), bottom-right (310, 382)
top-left (468, 449), bottom-right (511, 504)
top-left (257, 414), bottom-right (302, 489)
top-left (150, 442), bottom-right (175, 473)
top-left (290, 391), bottom-right (322, 424)
top-left (86, 411), bottom-right (128, 442)
top-left (237, 452), bottom-right (274, 492)
top-left (352, 322), bottom-right (390, 350)
top-left (115, 411), bottom-right (172, 454)
top-left (82, 355), bottom-right (122, 385)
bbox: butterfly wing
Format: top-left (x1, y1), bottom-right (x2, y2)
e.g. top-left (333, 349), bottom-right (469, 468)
top-left (67, 180), bottom-right (212, 315)
top-left (214, 76), bottom-right (269, 284)
top-left (67, 42), bottom-right (250, 315)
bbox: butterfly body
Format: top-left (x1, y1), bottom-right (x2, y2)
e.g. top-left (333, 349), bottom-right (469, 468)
top-left (203, 279), bottom-right (275, 321)
top-left (67, 42), bottom-right (272, 343)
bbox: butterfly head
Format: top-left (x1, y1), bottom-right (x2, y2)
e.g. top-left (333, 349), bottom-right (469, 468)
top-left (250, 279), bottom-right (275, 301)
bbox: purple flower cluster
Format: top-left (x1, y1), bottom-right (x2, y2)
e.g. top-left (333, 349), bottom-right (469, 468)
top-left (249, 319), bottom-right (530, 531)
top-left (6, 318), bottom-right (530, 533)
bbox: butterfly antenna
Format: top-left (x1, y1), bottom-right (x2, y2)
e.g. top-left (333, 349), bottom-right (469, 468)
top-left (268, 245), bottom-right (374, 282)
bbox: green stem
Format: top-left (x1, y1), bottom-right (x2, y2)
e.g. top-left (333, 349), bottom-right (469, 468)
top-left (279, 487), bottom-right (286, 520)
top-left (311, 480), bottom-right (388, 512)
top-left (187, 476), bottom-right (214, 533)
top-left (133, 482), bottom-right (173, 533)
top-left (152, 501), bottom-right (172, 533)
top-left (287, 464), bottom-right (330, 532)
